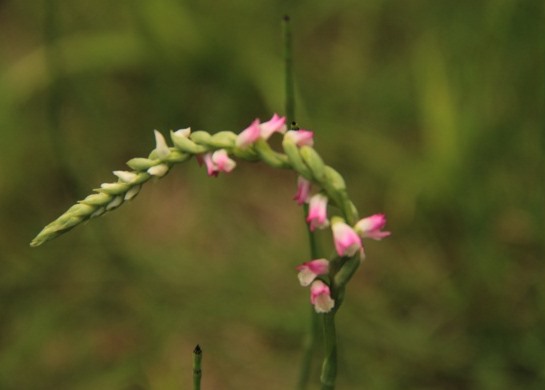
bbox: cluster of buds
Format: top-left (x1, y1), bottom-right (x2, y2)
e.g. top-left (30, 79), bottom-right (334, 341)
top-left (30, 113), bottom-right (389, 314)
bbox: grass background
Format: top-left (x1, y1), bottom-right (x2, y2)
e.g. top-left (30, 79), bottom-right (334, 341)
top-left (1, 0), bottom-right (544, 388)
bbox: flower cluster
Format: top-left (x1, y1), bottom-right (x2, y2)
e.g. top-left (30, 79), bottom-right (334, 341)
top-left (30, 112), bottom-right (390, 316)
top-left (294, 179), bottom-right (390, 313)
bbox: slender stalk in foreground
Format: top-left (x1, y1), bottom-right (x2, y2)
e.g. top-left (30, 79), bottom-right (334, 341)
top-left (193, 344), bottom-right (202, 390)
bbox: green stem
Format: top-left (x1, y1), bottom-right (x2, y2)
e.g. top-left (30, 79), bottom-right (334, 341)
top-left (297, 203), bottom-right (321, 390)
top-left (283, 15), bottom-right (295, 125)
top-left (297, 305), bottom-right (320, 390)
top-left (320, 312), bottom-right (337, 390)
top-left (193, 344), bottom-right (202, 390)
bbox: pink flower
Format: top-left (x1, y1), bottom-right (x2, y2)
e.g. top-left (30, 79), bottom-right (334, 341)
top-left (259, 113), bottom-right (287, 139)
top-left (212, 149), bottom-right (236, 173)
top-left (284, 129), bottom-right (314, 146)
top-left (331, 218), bottom-right (362, 257)
top-left (296, 258), bottom-right (329, 286)
top-left (236, 114), bottom-right (287, 148)
top-left (354, 214), bottom-right (391, 240)
top-left (306, 194), bottom-right (329, 231)
top-left (293, 176), bottom-right (311, 205)
top-left (203, 153), bottom-right (216, 176)
top-left (203, 149), bottom-right (236, 177)
top-left (236, 119), bottom-right (261, 148)
top-left (310, 280), bottom-right (335, 313)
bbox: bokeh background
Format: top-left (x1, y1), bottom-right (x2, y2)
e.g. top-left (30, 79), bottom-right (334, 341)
top-left (1, 1), bottom-right (544, 389)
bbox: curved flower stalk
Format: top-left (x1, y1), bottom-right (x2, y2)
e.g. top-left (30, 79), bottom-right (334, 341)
top-left (31, 112), bottom-right (390, 389)
top-left (31, 114), bottom-right (358, 246)
top-left (30, 112), bottom-right (390, 308)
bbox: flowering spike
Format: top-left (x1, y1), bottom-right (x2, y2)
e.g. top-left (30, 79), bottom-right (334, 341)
top-left (296, 258), bottom-right (329, 286)
top-left (293, 176), bottom-right (311, 205)
top-left (310, 280), bottom-right (335, 313)
top-left (331, 217), bottom-right (362, 257)
top-left (354, 214), bottom-right (391, 240)
top-left (306, 194), bottom-right (330, 231)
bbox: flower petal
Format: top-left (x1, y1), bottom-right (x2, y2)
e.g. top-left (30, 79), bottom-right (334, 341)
top-left (310, 280), bottom-right (335, 313)
top-left (259, 113), bottom-right (287, 139)
top-left (354, 214), bottom-right (391, 240)
top-left (296, 258), bottom-right (329, 286)
top-left (236, 119), bottom-right (261, 148)
top-left (332, 218), bottom-right (362, 257)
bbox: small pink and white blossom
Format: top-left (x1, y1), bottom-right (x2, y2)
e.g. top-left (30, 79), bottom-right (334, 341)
top-left (203, 153), bottom-right (217, 176)
top-left (259, 113), bottom-right (287, 139)
top-left (153, 130), bottom-right (170, 160)
top-left (306, 194), bottom-right (330, 231)
top-left (235, 119), bottom-right (261, 148)
top-left (310, 280), bottom-right (335, 313)
top-left (332, 218), bottom-right (362, 257)
top-left (296, 258), bottom-right (329, 286)
top-left (354, 214), bottom-right (391, 240)
top-left (284, 129), bottom-right (314, 146)
top-left (293, 176), bottom-right (311, 205)
top-left (236, 114), bottom-right (287, 148)
top-left (203, 149), bottom-right (236, 177)
top-left (212, 149), bottom-right (236, 173)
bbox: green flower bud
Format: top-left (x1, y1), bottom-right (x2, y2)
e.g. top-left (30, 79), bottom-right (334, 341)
top-left (170, 131), bottom-right (207, 154)
top-left (189, 131), bottom-right (212, 145)
top-left (282, 138), bottom-right (312, 179)
top-left (66, 203), bottom-right (95, 218)
top-left (79, 192), bottom-right (113, 206)
top-left (209, 131), bottom-right (237, 148)
top-left (254, 139), bottom-right (289, 168)
top-left (126, 157), bottom-right (159, 171)
top-left (97, 182), bottom-right (131, 196)
top-left (300, 146), bottom-right (325, 182)
top-left (324, 166), bottom-right (346, 192)
top-left (105, 195), bottom-right (124, 211)
top-left (165, 149), bottom-right (191, 164)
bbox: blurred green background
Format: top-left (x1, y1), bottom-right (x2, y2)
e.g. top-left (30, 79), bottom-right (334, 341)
top-left (1, 0), bottom-right (544, 389)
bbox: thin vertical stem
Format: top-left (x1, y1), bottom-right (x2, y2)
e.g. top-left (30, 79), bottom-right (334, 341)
top-left (320, 312), bottom-right (337, 390)
top-left (193, 345), bottom-right (202, 390)
top-left (298, 304), bottom-right (321, 390)
top-left (283, 15), bottom-right (295, 125)
top-left (284, 15), bottom-right (322, 389)
top-left (297, 203), bottom-right (321, 390)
